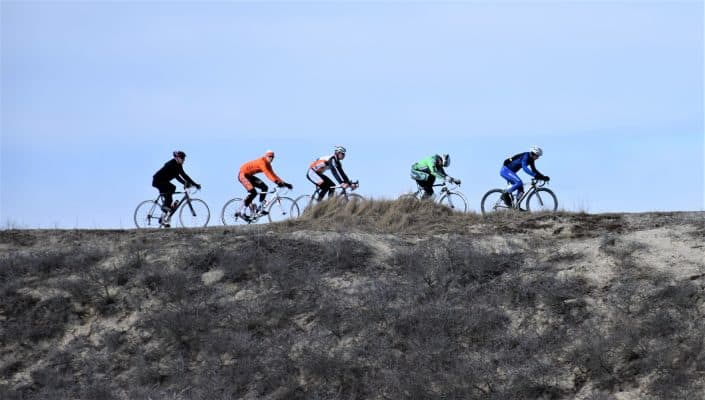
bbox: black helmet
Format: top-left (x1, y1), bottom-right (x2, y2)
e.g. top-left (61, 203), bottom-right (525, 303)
top-left (173, 150), bottom-right (186, 159)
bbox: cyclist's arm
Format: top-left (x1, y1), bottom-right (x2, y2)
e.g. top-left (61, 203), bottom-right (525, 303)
top-left (330, 158), bottom-right (350, 184)
top-left (521, 153), bottom-right (538, 178)
top-left (262, 161), bottom-right (283, 184)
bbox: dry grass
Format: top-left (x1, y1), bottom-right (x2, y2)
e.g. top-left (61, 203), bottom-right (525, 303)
top-left (0, 204), bottom-right (703, 399)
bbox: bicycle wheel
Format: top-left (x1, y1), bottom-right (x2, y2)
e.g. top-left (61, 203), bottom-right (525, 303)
top-left (526, 188), bottom-right (558, 212)
top-left (267, 196), bottom-right (297, 223)
top-left (438, 191), bottom-right (468, 212)
top-left (221, 198), bottom-right (251, 226)
top-left (134, 200), bottom-right (163, 228)
top-left (480, 189), bottom-right (511, 215)
top-left (398, 193), bottom-right (420, 202)
top-left (291, 194), bottom-right (315, 218)
top-left (342, 193), bottom-right (365, 204)
top-left (179, 198), bottom-right (210, 227)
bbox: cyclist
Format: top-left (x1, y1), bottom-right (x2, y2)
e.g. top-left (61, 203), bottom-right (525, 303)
top-left (236, 150), bottom-right (293, 221)
top-left (410, 154), bottom-right (460, 199)
top-left (306, 145), bottom-right (356, 201)
top-left (500, 146), bottom-right (550, 208)
top-left (152, 150), bottom-right (202, 224)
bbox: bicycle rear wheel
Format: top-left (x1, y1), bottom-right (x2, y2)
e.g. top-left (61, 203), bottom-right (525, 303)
top-left (526, 188), bottom-right (558, 212)
top-left (221, 198), bottom-right (251, 226)
top-left (179, 198), bottom-right (210, 227)
top-left (134, 200), bottom-right (163, 228)
top-left (481, 189), bottom-right (511, 215)
top-left (438, 191), bottom-right (468, 212)
top-left (267, 197), bottom-right (297, 223)
top-left (291, 195), bottom-right (315, 218)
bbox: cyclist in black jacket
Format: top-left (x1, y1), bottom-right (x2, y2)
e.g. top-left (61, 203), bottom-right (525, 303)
top-left (152, 151), bottom-right (201, 215)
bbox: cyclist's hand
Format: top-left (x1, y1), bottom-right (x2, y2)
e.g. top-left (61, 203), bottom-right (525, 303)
top-left (195, 183), bottom-right (202, 190)
top-left (452, 178), bottom-right (461, 185)
top-left (278, 182), bottom-right (293, 190)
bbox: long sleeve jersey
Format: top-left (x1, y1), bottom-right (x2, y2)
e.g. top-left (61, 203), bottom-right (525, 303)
top-left (153, 159), bottom-right (197, 186)
top-left (239, 157), bottom-right (283, 184)
top-left (309, 154), bottom-right (350, 184)
top-left (503, 152), bottom-right (540, 177)
top-left (412, 155), bottom-right (447, 180)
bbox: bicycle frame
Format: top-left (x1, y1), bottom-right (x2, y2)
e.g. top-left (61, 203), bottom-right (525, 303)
top-left (310, 180), bottom-right (360, 201)
top-left (511, 179), bottom-right (546, 208)
top-left (411, 181), bottom-right (459, 199)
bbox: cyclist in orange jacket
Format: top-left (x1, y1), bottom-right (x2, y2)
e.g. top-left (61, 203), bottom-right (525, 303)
top-left (236, 150), bottom-right (293, 221)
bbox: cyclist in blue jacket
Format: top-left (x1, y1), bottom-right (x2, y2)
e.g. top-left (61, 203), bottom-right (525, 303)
top-left (500, 146), bottom-right (550, 208)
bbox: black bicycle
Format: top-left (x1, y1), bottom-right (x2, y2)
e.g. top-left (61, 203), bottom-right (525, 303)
top-left (480, 179), bottom-right (557, 214)
top-left (290, 180), bottom-right (364, 218)
top-left (134, 187), bottom-right (210, 228)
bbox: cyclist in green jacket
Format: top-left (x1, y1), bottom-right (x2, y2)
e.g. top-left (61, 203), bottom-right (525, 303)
top-left (410, 154), bottom-right (460, 199)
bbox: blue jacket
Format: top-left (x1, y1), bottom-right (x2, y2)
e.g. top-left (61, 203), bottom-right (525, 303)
top-left (503, 152), bottom-right (540, 177)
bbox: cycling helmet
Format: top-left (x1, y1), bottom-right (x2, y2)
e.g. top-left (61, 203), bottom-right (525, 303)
top-left (173, 150), bottom-right (186, 159)
top-left (333, 145), bottom-right (347, 154)
top-left (441, 153), bottom-right (450, 168)
top-left (530, 146), bottom-right (543, 157)
top-left (264, 150), bottom-right (275, 158)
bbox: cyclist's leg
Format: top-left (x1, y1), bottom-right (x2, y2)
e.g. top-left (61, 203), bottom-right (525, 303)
top-left (237, 173), bottom-right (257, 219)
top-left (411, 169), bottom-right (433, 198)
top-left (418, 176), bottom-right (435, 199)
top-left (500, 166), bottom-right (522, 194)
top-left (251, 176), bottom-right (268, 207)
top-left (153, 179), bottom-right (175, 212)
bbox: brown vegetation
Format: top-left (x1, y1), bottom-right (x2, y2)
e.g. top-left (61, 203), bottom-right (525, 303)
top-left (1, 200), bottom-right (703, 399)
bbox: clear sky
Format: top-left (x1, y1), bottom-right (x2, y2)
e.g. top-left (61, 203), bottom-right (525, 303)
top-left (2, 1), bottom-right (703, 229)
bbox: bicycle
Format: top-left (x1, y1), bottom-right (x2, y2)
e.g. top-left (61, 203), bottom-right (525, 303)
top-left (398, 181), bottom-right (469, 212)
top-left (221, 186), bottom-right (298, 225)
top-left (290, 180), bottom-right (364, 218)
top-left (134, 187), bottom-right (210, 228)
top-left (480, 178), bottom-right (557, 214)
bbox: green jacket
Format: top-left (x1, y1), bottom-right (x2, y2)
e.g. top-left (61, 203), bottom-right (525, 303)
top-left (412, 155), bottom-right (447, 180)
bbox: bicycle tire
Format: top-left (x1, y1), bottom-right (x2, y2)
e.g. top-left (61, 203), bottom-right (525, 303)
top-left (480, 189), bottom-right (512, 215)
top-left (526, 188), bottom-right (558, 212)
top-left (134, 200), bottom-right (162, 228)
top-left (179, 198), bottom-right (210, 227)
top-left (342, 193), bottom-right (365, 204)
top-left (438, 191), bottom-right (468, 212)
top-left (267, 196), bottom-right (297, 223)
top-left (291, 194), bottom-right (315, 218)
top-left (221, 198), bottom-right (252, 226)
top-left (398, 193), bottom-right (420, 201)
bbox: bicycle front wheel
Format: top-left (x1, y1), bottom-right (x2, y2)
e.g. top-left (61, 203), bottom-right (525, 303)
top-left (134, 200), bottom-right (162, 228)
top-left (438, 191), bottom-right (468, 212)
top-left (267, 197), bottom-right (297, 223)
top-left (179, 198), bottom-right (210, 227)
top-left (480, 189), bottom-right (511, 215)
top-left (342, 193), bottom-right (365, 204)
top-left (526, 188), bottom-right (558, 212)
top-left (291, 195), bottom-right (315, 218)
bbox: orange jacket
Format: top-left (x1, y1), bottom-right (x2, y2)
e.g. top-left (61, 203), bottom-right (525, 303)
top-left (239, 157), bottom-right (283, 184)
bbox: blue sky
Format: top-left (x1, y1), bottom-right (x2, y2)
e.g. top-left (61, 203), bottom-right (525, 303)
top-left (2, 1), bottom-right (703, 228)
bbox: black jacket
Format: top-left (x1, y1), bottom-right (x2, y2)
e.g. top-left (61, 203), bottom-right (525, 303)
top-left (153, 159), bottom-right (197, 186)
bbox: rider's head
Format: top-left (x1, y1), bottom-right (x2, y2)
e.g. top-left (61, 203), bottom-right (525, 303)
top-left (333, 145), bottom-right (347, 160)
top-left (436, 153), bottom-right (450, 168)
top-left (173, 150), bottom-right (186, 164)
top-left (264, 150), bottom-right (275, 162)
top-left (530, 146), bottom-right (543, 159)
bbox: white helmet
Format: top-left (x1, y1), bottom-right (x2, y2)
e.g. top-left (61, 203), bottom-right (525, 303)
top-left (530, 146), bottom-right (543, 157)
top-left (441, 153), bottom-right (450, 167)
top-left (333, 145), bottom-right (347, 154)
